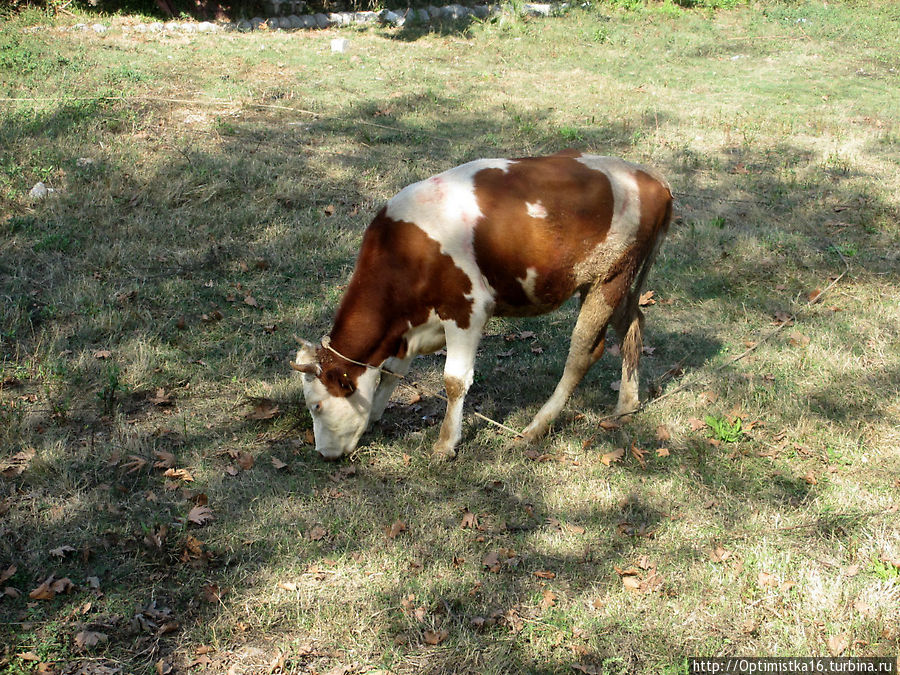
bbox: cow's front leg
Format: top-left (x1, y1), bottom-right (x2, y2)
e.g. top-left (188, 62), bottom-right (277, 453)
top-left (432, 323), bottom-right (482, 462)
top-left (367, 356), bottom-right (413, 429)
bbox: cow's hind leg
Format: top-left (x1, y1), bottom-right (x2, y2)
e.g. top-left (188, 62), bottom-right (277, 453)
top-left (613, 296), bottom-right (644, 418)
top-left (432, 322), bottom-right (483, 462)
top-left (522, 286), bottom-right (614, 442)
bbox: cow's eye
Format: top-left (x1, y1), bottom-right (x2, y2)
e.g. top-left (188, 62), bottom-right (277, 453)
top-left (311, 402), bottom-right (322, 413)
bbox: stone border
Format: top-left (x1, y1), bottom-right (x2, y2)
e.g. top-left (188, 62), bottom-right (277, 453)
top-left (38, 3), bottom-right (558, 35)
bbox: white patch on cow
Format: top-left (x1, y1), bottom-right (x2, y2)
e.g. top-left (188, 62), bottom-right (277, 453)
top-left (403, 309), bottom-right (446, 356)
top-left (573, 155), bottom-right (644, 279)
top-left (385, 159), bottom-right (512, 328)
top-left (526, 201), bottom-right (547, 219)
top-left (517, 267), bottom-right (541, 304)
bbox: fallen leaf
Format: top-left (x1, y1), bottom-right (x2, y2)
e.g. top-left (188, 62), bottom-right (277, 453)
top-left (758, 571), bottom-right (777, 587)
top-left (638, 290), bottom-right (656, 306)
top-left (18, 652), bottom-right (41, 662)
top-left (153, 450), bottom-right (176, 469)
top-left (622, 575), bottom-right (642, 592)
top-left (808, 288), bottom-right (823, 304)
top-left (247, 400), bottom-right (279, 420)
top-left (460, 510), bottom-right (478, 530)
top-left (709, 545), bottom-right (732, 563)
top-left (74, 630), bottom-right (108, 650)
top-left (243, 295), bottom-right (259, 307)
top-left (29, 577), bottom-right (57, 600)
top-left (773, 310), bottom-right (794, 326)
top-left (0, 565), bottom-right (16, 584)
top-left (423, 629), bottom-right (448, 646)
top-left (308, 525), bottom-right (327, 541)
top-left (655, 425), bottom-right (671, 442)
top-left (224, 465), bottom-right (239, 476)
top-left (188, 505), bottom-right (213, 525)
top-left (601, 448), bottom-right (625, 467)
top-left (533, 570), bottom-right (556, 580)
top-left (271, 456), bottom-right (287, 470)
top-left (629, 443), bottom-right (647, 469)
top-left (50, 545), bottom-right (76, 558)
top-left (202, 583), bottom-right (223, 603)
top-left (688, 417), bottom-right (706, 431)
top-left (123, 455), bottom-right (148, 474)
top-left (827, 632), bottom-right (849, 657)
top-left (386, 520), bottom-right (407, 539)
top-left (539, 588), bottom-right (557, 612)
top-left (236, 451), bottom-right (255, 470)
top-left (93, 350), bottom-right (112, 360)
top-left (788, 331), bottom-right (810, 347)
top-left (656, 447), bottom-right (670, 457)
top-left (598, 419), bottom-right (621, 431)
top-left (164, 467), bottom-right (194, 482)
top-left (149, 388), bottom-right (174, 406)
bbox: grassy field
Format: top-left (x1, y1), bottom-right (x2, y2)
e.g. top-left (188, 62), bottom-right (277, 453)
top-left (1, 2), bottom-right (899, 673)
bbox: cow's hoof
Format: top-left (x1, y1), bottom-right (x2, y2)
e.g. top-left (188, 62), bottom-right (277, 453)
top-left (431, 445), bottom-right (457, 463)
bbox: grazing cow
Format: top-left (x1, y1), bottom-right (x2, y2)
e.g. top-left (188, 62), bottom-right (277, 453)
top-left (292, 150), bottom-right (673, 460)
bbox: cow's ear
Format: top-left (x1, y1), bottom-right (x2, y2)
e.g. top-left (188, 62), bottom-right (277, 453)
top-left (323, 369), bottom-right (357, 396)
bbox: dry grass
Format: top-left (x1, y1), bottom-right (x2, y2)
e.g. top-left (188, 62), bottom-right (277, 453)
top-left (1, 2), bottom-right (899, 673)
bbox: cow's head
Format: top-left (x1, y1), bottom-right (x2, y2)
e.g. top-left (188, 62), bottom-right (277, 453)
top-left (292, 339), bottom-right (380, 460)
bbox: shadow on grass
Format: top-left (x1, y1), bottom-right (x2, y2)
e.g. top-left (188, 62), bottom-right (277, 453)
top-left (2, 87), bottom-right (899, 673)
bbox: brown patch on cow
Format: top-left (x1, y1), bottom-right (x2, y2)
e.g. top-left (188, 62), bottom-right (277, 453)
top-left (444, 375), bottom-right (465, 402)
top-left (598, 169), bottom-right (673, 310)
top-left (472, 156), bottom-right (615, 316)
top-left (320, 211), bottom-right (474, 397)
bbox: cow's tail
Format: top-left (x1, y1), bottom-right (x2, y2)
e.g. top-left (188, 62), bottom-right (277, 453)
top-left (629, 188), bottom-right (673, 307)
top-left (618, 188), bottom-right (673, 381)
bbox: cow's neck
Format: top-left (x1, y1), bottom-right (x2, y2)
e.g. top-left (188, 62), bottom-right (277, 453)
top-left (326, 287), bottom-right (405, 372)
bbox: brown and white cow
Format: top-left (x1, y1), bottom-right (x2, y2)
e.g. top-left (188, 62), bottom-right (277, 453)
top-left (292, 150), bottom-right (673, 460)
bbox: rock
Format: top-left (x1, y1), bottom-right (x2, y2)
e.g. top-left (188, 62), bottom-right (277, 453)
top-left (133, 23), bottom-right (147, 32)
top-left (472, 4), bottom-right (491, 18)
top-left (250, 17), bottom-right (265, 29)
top-left (427, 5), bottom-right (441, 18)
top-left (339, 12), bottom-right (355, 24)
top-left (416, 8), bottom-right (431, 22)
top-left (164, 21), bottom-right (180, 31)
top-left (313, 13), bottom-right (331, 28)
top-left (149, 22), bottom-right (164, 32)
top-left (198, 21), bottom-right (218, 32)
top-left (73, 23), bottom-right (87, 31)
top-left (300, 15), bottom-right (317, 28)
top-left (91, 23), bottom-right (108, 33)
top-left (288, 14), bottom-right (303, 28)
top-left (331, 38), bottom-right (349, 52)
top-left (277, 16), bottom-right (291, 28)
top-left (380, 9), bottom-right (404, 26)
top-left (76, 157), bottom-right (95, 168)
top-left (182, 22), bottom-right (197, 32)
top-left (237, 19), bottom-right (253, 31)
top-left (327, 12), bottom-right (345, 26)
top-left (441, 4), bottom-right (471, 19)
top-left (29, 182), bottom-right (54, 199)
top-left (353, 11), bottom-right (378, 23)
top-left (524, 3), bottom-right (552, 16)
top-left (222, 22), bottom-right (237, 31)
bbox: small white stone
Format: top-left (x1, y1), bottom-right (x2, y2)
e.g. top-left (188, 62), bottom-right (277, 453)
top-left (198, 21), bottom-right (218, 32)
top-left (331, 37), bottom-right (349, 52)
top-left (29, 182), bottom-right (51, 199)
top-left (149, 22), bottom-right (164, 32)
top-left (91, 23), bottom-right (108, 33)
top-left (76, 157), bottom-right (95, 168)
